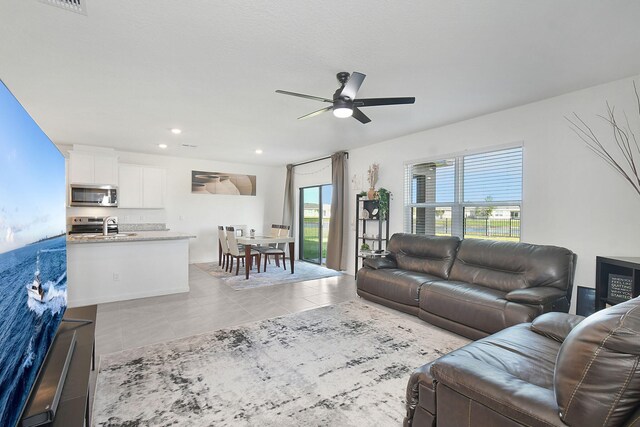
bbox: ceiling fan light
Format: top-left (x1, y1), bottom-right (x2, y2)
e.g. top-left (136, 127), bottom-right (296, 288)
top-left (333, 107), bottom-right (353, 118)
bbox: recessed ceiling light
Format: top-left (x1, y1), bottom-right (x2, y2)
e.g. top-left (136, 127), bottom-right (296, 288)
top-left (158, 144), bottom-right (168, 149)
top-left (255, 149), bottom-right (263, 154)
top-left (170, 128), bottom-right (182, 135)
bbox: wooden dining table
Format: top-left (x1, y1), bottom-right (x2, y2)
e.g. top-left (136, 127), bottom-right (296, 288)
top-left (237, 235), bottom-right (295, 279)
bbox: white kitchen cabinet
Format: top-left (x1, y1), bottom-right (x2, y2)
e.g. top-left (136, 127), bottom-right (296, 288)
top-left (118, 164), bottom-right (165, 208)
top-left (69, 152), bottom-right (94, 184)
top-left (69, 150), bottom-right (118, 185)
top-left (118, 164), bottom-right (143, 208)
top-left (67, 237), bottom-right (191, 306)
top-left (142, 167), bottom-right (164, 208)
top-left (93, 155), bottom-right (119, 185)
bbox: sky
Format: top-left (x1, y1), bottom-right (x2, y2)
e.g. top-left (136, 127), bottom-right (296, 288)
top-left (0, 81), bottom-right (66, 254)
top-left (411, 147), bottom-right (523, 204)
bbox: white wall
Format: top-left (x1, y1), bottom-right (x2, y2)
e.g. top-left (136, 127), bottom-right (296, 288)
top-left (64, 148), bottom-right (286, 263)
top-left (347, 74), bottom-right (640, 311)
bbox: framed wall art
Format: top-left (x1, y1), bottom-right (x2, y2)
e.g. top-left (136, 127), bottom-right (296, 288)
top-left (191, 171), bottom-right (256, 196)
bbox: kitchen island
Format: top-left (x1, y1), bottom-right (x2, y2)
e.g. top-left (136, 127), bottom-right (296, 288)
top-left (67, 231), bottom-right (195, 307)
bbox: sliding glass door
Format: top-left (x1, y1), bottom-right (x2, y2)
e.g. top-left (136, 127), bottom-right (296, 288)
top-left (299, 184), bottom-right (332, 265)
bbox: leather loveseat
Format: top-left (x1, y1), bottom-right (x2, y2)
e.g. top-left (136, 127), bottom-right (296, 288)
top-left (357, 233), bottom-right (576, 339)
top-left (405, 296), bottom-right (640, 427)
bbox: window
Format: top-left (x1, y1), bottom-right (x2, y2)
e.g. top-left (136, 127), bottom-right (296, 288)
top-left (299, 184), bottom-right (332, 264)
top-left (404, 146), bottom-right (522, 241)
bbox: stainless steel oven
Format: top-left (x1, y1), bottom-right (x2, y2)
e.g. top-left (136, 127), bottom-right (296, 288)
top-left (68, 216), bottom-right (119, 234)
top-left (69, 184), bottom-right (118, 207)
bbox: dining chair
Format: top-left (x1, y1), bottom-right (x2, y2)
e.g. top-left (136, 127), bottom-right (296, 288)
top-left (258, 224), bottom-right (290, 271)
top-left (217, 226), bottom-right (230, 270)
top-left (226, 226), bottom-right (261, 275)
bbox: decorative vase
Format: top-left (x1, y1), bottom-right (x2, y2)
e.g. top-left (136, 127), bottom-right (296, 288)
top-left (367, 188), bottom-right (376, 200)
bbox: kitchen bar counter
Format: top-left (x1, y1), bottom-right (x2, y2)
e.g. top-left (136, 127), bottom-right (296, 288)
top-left (67, 230), bottom-right (195, 244)
top-left (67, 231), bottom-right (194, 307)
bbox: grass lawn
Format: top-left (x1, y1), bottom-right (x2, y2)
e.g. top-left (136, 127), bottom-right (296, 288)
top-left (302, 237), bottom-right (328, 260)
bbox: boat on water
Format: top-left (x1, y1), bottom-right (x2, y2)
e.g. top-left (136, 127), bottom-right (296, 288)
top-left (27, 271), bottom-right (45, 302)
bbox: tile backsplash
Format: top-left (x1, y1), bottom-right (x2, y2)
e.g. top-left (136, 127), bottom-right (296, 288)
top-left (119, 223), bottom-right (168, 232)
top-left (66, 207), bottom-right (167, 230)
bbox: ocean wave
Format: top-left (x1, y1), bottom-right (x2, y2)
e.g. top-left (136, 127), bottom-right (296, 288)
top-left (21, 338), bottom-right (35, 370)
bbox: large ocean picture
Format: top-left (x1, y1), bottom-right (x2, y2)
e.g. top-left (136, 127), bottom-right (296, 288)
top-left (0, 81), bottom-right (67, 427)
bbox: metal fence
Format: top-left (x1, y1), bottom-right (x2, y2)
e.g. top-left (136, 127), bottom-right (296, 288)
top-left (436, 217), bottom-right (520, 238)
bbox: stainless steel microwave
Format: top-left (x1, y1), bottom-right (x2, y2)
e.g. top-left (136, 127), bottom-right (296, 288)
top-left (69, 184), bottom-right (118, 207)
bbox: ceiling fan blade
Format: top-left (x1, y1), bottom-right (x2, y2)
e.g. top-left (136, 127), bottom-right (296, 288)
top-left (355, 97), bottom-right (416, 107)
top-left (339, 72), bottom-right (366, 100)
top-left (276, 90), bottom-right (333, 103)
top-left (352, 107), bottom-right (371, 124)
top-left (298, 106), bottom-right (333, 120)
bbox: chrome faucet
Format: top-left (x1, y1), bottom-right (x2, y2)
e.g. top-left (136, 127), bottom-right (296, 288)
top-left (103, 216), bottom-right (117, 235)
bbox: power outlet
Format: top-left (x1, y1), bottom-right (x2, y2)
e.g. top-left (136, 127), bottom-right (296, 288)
top-left (113, 273), bottom-right (119, 281)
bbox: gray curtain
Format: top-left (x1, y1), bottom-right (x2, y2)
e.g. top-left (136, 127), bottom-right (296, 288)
top-left (282, 164), bottom-right (294, 234)
top-left (326, 152), bottom-right (347, 270)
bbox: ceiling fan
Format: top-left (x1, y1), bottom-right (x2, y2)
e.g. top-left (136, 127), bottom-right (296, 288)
top-left (276, 71), bottom-right (415, 124)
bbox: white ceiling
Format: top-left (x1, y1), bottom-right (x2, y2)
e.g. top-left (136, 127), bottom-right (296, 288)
top-left (1, 1), bottom-right (639, 166)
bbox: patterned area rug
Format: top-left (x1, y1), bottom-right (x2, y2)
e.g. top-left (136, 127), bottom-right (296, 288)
top-left (195, 260), bottom-right (342, 290)
top-left (93, 301), bottom-right (469, 426)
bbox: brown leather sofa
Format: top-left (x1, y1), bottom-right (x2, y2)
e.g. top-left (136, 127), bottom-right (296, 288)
top-left (357, 233), bottom-right (576, 339)
top-left (405, 296), bottom-right (640, 427)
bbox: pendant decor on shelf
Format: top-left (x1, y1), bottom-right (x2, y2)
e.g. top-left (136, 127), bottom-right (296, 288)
top-left (367, 163), bottom-right (379, 199)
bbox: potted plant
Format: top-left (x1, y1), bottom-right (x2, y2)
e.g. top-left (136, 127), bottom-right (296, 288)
top-left (377, 188), bottom-right (391, 220)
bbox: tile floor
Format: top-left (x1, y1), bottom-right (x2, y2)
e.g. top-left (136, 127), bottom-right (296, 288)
top-left (89, 261), bottom-right (442, 416)
top-left (94, 263), bottom-right (359, 358)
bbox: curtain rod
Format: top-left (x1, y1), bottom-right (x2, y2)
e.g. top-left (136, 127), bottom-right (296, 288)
top-left (291, 152), bottom-right (349, 168)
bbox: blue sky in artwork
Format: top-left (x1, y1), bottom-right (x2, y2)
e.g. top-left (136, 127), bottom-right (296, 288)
top-left (0, 81), bottom-right (66, 254)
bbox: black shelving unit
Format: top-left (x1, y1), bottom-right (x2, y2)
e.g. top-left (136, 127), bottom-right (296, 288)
top-left (355, 194), bottom-right (390, 274)
top-left (595, 256), bottom-right (640, 310)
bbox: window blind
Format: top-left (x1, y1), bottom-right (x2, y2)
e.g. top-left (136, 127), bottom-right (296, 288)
top-left (463, 147), bottom-right (522, 203)
top-left (404, 145), bottom-right (523, 241)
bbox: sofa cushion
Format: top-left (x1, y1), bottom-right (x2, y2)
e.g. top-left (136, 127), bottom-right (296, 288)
top-left (420, 280), bottom-right (538, 334)
top-left (530, 312), bottom-right (585, 343)
top-left (356, 268), bottom-right (440, 307)
top-left (362, 257), bottom-right (397, 270)
top-left (387, 233), bottom-right (460, 279)
top-left (448, 239), bottom-right (575, 293)
top-left (555, 297), bottom-right (640, 427)
top-left (429, 323), bottom-right (564, 426)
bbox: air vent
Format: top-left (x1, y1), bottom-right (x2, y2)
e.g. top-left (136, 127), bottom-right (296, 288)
top-left (182, 144), bottom-right (198, 149)
top-left (38, 0), bottom-right (87, 15)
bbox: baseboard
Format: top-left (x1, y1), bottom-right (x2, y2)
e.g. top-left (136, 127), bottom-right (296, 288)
top-left (68, 285), bottom-right (189, 307)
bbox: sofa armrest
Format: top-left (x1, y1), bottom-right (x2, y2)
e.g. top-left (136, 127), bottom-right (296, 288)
top-left (363, 257), bottom-right (397, 270)
top-left (406, 362), bottom-right (437, 422)
top-left (530, 312), bottom-right (585, 343)
top-left (505, 287), bottom-right (566, 305)
top-left (431, 358), bottom-right (563, 427)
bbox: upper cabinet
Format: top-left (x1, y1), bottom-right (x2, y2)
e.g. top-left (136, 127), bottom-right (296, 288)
top-left (118, 164), bottom-right (165, 209)
top-left (118, 164), bottom-right (143, 208)
top-left (142, 167), bottom-right (165, 208)
top-left (69, 149), bottom-right (118, 186)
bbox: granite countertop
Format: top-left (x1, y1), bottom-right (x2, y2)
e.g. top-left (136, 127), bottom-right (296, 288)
top-left (67, 230), bottom-right (196, 244)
